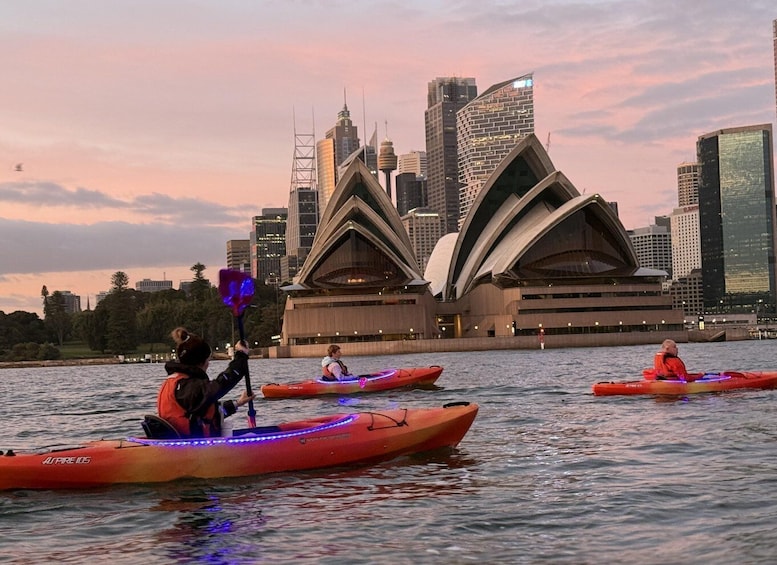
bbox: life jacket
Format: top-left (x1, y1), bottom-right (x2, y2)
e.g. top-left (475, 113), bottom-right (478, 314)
top-left (654, 351), bottom-right (678, 379)
top-left (157, 373), bottom-right (219, 438)
top-left (322, 359), bottom-right (349, 378)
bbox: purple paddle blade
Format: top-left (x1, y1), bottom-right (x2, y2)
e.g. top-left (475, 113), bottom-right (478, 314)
top-left (218, 269), bottom-right (256, 317)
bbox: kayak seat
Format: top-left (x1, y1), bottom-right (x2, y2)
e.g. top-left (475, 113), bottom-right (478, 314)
top-left (142, 415), bottom-right (181, 439)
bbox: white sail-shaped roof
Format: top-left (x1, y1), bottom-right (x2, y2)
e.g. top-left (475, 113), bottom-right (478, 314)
top-left (445, 134), bottom-right (640, 299)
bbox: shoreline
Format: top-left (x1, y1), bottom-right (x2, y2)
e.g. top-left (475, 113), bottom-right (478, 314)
top-left (0, 352), bottom-right (234, 370)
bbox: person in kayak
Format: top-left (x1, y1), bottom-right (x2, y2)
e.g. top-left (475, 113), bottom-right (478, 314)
top-left (321, 344), bottom-right (352, 381)
top-left (654, 339), bottom-right (699, 381)
top-left (158, 327), bottom-right (255, 437)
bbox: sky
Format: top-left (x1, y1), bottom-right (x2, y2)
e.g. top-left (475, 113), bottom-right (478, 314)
top-left (1, 0), bottom-right (776, 316)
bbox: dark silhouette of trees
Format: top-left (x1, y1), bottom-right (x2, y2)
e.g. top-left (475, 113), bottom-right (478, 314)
top-left (2, 263), bottom-right (288, 359)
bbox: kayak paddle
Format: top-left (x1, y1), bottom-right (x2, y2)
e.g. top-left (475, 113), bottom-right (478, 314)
top-left (218, 269), bottom-right (257, 428)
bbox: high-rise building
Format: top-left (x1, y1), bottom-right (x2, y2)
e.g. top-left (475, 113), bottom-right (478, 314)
top-left (677, 162), bottom-right (700, 206)
top-left (628, 223), bottom-right (672, 279)
top-left (698, 124), bottom-right (777, 314)
top-left (316, 98), bottom-right (360, 217)
top-left (401, 208), bottom-right (443, 273)
top-left (457, 74), bottom-right (535, 227)
top-left (284, 121), bottom-right (319, 282)
top-left (226, 239), bottom-right (251, 273)
top-left (251, 208), bottom-right (287, 286)
top-left (46, 290), bottom-right (81, 314)
top-left (424, 77), bottom-right (477, 234)
top-left (395, 172), bottom-right (428, 216)
top-left (670, 205), bottom-right (700, 280)
top-left (398, 150), bottom-right (427, 177)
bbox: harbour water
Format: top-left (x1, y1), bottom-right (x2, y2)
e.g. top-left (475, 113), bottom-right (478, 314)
top-left (1, 340), bottom-right (777, 564)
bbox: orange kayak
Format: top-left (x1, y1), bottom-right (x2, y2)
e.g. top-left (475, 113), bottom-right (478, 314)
top-left (261, 366), bottom-right (443, 399)
top-left (0, 402), bottom-right (477, 491)
top-left (593, 371), bottom-right (777, 396)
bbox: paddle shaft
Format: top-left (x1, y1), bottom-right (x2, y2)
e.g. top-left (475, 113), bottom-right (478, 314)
top-left (237, 314), bottom-right (257, 427)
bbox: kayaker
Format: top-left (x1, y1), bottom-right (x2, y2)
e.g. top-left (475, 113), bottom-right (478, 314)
top-left (158, 327), bottom-right (255, 437)
top-left (321, 344), bottom-right (352, 381)
top-left (654, 339), bottom-right (698, 381)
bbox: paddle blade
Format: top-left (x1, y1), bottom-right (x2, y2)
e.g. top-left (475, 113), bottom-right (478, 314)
top-left (218, 269), bottom-right (256, 317)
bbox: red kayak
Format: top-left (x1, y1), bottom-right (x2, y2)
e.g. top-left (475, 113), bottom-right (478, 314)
top-left (593, 371), bottom-right (777, 396)
top-left (0, 402), bottom-right (478, 491)
top-left (261, 366), bottom-right (443, 399)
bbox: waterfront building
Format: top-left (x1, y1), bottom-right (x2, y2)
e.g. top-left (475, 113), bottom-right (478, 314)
top-left (628, 223), bottom-right (672, 279)
top-left (670, 205), bottom-right (700, 280)
top-left (457, 74), bottom-right (535, 228)
top-left (677, 162), bottom-right (700, 206)
top-left (316, 99), bottom-right (360, 217)
top-left (226, 239), bottom-right (251, 273)
top-left (401, 208), bottom-right (443, 273)
top-left (425, 77), bottom-right (477, 234)
top-left (279, 133), bottom-right (683, 352)
top-left (134, 278), bottom-right (173, 293)
top-left (425, 134), bottom-right (682, 338)
top-left (281, 159), bottom-right (437, 345)
top-left (395, 172), bottom-right (428, 216)
top-left (697, 124), bottom-right (777, 314)
top-left (251, 208), bottom-right (287, 286)
top-left (398, 150), bottom-right (427, 177)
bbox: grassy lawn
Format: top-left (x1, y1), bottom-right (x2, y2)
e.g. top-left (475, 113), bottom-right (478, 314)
top-left (59, 342), bottom-right (171, 360)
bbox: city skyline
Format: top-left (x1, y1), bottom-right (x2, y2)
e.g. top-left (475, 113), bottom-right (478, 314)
top-left (1, 1), bottom-right (776, 315)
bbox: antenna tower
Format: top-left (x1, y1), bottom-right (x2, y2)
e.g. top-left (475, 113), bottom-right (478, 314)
top-left (290, 108), bottom-right (317, 191)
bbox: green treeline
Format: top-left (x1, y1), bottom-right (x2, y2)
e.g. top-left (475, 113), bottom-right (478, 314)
top-left (0, 265), bottom-right (283, 361)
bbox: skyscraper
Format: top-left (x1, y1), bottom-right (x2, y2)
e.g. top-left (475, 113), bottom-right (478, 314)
top-left (457, 74), bottom-right (535, 226)
top-left (251, 208), bottom-right (288, 286)
top-left (424, 77), bottom-right (477, 234)
top-left (398, 150), bottom-right (427, 177)
top-left (316, 98), bottom-right (360, 217)
top-left (284, 121), bottom-right (319, 282)
top-left (698, 124), bottom-right (777, 314)
top-left (628, 223), bottom-right (673, 279)
top-left (226, 239), bottom-right (251, 273)
top-left (401, 208), bottom-right (443, 273)
top-left (677, 162), bottom-right (700, 206)
top-left (395, 172), bottom-right (427, 216)
top-left (670, 205), bottom-right (700, 280)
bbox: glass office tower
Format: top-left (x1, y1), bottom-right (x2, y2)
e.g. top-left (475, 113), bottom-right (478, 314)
top-left (457, 74), bottom-right (535, 227)
top-left (697, 124), bottom-right (777, 314)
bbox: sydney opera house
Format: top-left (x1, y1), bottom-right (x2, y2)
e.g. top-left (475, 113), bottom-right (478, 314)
top-left (279, 134), bottom-right (684, 354)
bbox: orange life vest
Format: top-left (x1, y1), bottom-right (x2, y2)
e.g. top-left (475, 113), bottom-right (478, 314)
top-left (653, 351), bottom-right (686, 379)
top-left (157, 373), bottom-right (219, 438)
top-left (322, 359), bottom-right (349, 378)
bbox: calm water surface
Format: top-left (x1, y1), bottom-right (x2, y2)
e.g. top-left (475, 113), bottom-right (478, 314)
top-left (2, 341), bottom-right (777, 564)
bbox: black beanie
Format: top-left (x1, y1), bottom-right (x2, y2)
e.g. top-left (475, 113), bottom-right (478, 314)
top-left (177, 335), bottom-right (212, 366)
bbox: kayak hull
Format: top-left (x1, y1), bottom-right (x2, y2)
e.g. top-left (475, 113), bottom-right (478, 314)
top-left (0, 402), bottom-right (477, 490)
top-left (261, 366), bottom-right (443, 398)
top-left (593, 371), bottom-right (777, 396)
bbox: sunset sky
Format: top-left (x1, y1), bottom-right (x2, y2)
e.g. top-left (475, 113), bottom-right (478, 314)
top-left (2, 1), bottom-right (776, 315)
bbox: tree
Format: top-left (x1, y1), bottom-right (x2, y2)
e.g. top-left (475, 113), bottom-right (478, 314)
top-left (44, 290), bottom-right (72, 346)
top-left (111, 271), bottom-right (130, 292)
top-left (189, 262), bottom-right (212, 302)
top-left (103, 271), bottom-right (138, 353)
top-left (0, 310), bottom-right (46, 349)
